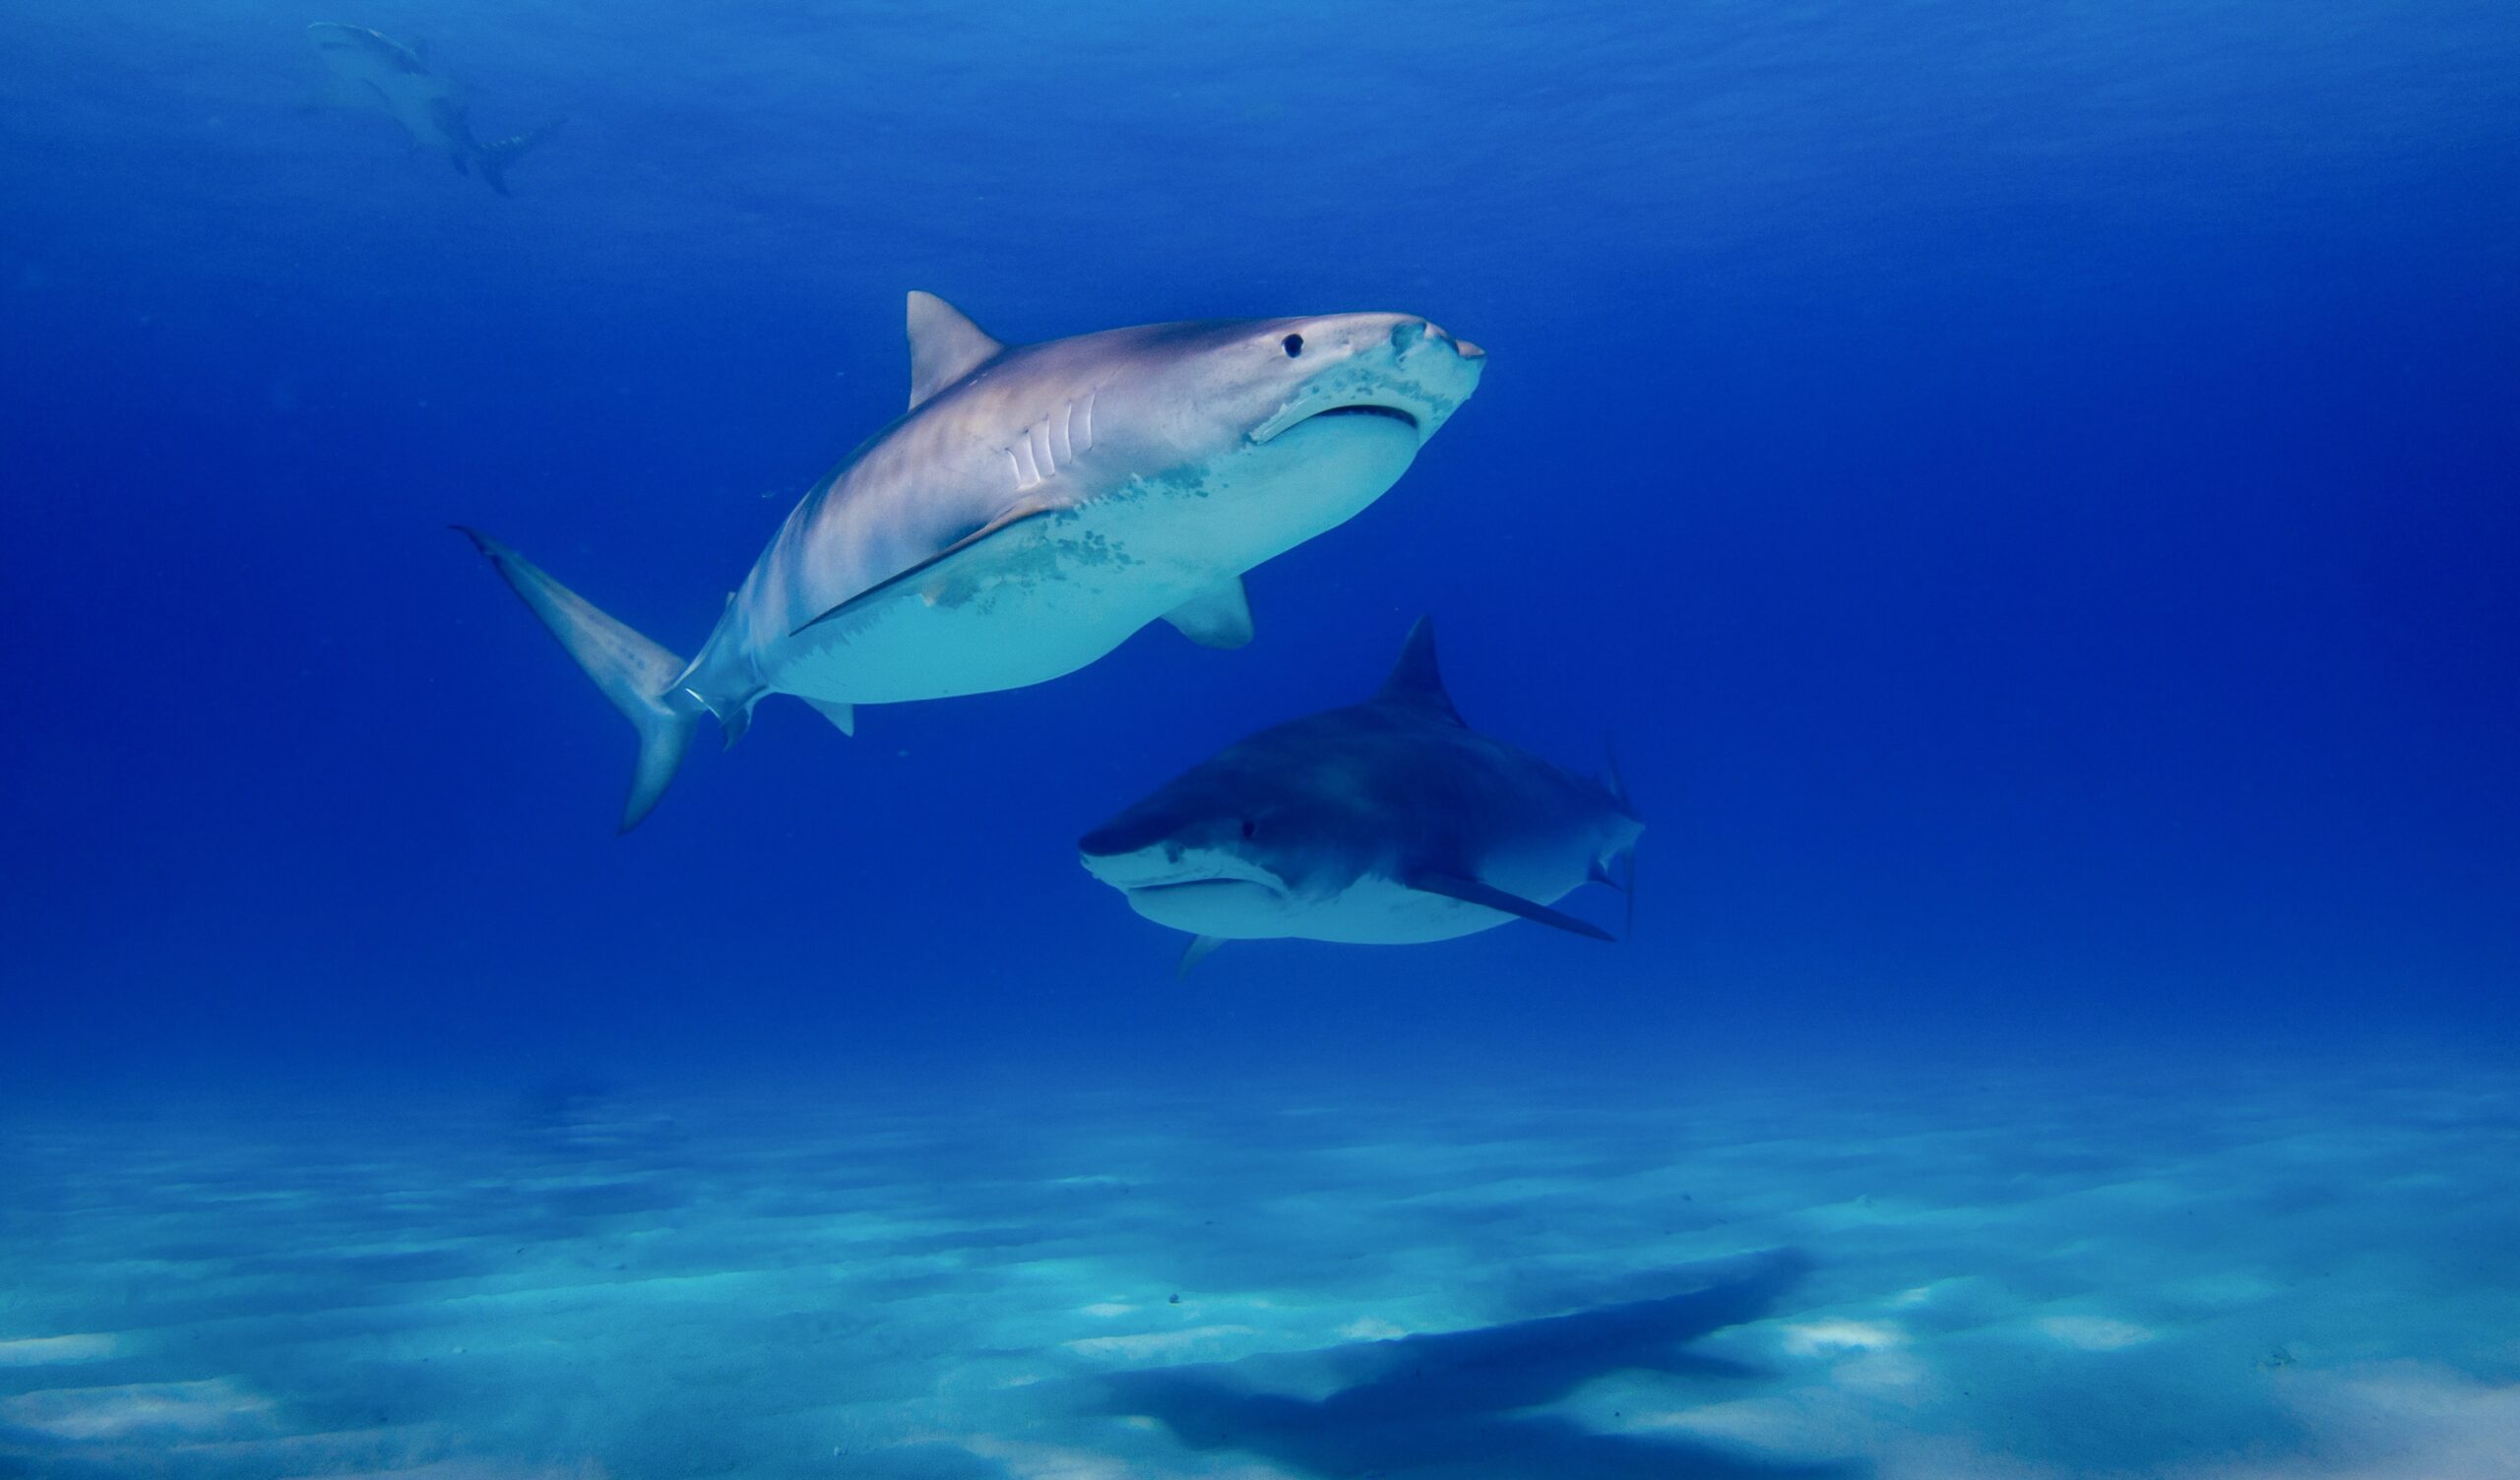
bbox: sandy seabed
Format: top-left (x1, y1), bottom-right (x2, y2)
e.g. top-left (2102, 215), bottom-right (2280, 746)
top-left (3, 1050), bottom-right (2516, 1479)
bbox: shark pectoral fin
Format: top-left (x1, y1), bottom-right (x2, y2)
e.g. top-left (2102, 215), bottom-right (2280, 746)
top-left (1162, 578), bottom-right (1254, 649)
top-left (792, 503), bottom-right (1057, 637)
top-left (799, 696), bottom-right (856, 736)
top-left (1408, 872), bottom-right (1616, 943)
top-left (1176, 935), bottom-right (1227, 979)
top-left (906, 292), bottom-right (1006, 409)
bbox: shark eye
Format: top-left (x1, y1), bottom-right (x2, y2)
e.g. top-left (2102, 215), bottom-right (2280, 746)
top-left (1281, 334), bottom-right (1303, 358)
top-left (1240, 818), bottom-right (1258, 839)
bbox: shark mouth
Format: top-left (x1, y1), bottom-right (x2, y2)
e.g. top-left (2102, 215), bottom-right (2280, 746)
top-left (1302, 403), bottom-right (1420, 431)
top-left (1251, 400), bottom-right (1424, 443)
top-left (1126, 878), bottom-right (1286, 899)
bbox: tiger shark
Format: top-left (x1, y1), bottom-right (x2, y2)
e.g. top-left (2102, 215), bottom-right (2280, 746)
top-left (461, 292), bottom-right (1484, 829)
top-left (306, 23), bottom-right (561, 195)
top-left (1079, 619), bottom-right (1641, 975)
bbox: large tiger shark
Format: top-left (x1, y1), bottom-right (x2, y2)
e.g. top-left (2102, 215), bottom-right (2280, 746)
top-left (306, 23), bottom-right (561, 195)
top-left (1079, 619), bottom-right (1641, 975)
top-left (462, 293), bottom-right (1484, 829)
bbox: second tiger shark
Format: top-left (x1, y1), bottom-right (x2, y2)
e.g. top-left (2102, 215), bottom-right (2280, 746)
top-left (461, 292), bottom-right (1485, 829)
top-left (306, 24), bottom-right (561, 196)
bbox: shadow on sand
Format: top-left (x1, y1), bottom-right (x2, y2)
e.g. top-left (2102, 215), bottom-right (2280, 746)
top-left (1091, 1248), bottom-right (1859, 1478)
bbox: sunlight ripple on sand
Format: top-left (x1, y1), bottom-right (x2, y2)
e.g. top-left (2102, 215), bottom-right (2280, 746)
top-left (1782, 1318), bottom-right (1907, 1356)
top-left (2037, 1315), bottom-right (2157, 1350)
top-left (0, 1334), bottom-right (118, 1365)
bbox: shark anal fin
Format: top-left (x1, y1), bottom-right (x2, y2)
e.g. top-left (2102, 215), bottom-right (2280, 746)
top-left (1408, 872), bottom-right (1614, 943)
top-left (907, 292), bottom-right (1006, 409)
top-left (1162, 578), bottom-right (1254, 649)
top-left (792, 503), bottom-right (1056, 637)
top-left (1176, 935), bottom-right (1227, 979)
top-left (799, 696), bottom-right (856, 736)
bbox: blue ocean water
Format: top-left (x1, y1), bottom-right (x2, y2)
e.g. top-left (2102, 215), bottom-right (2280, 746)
top-left (4, 2), bottom-right (2517, 1476)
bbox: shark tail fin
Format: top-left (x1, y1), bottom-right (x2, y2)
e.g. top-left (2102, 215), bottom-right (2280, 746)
top-left (456, 527), bottom-right (702, 832)
top-left (476, 117), bottom-right (564, 196)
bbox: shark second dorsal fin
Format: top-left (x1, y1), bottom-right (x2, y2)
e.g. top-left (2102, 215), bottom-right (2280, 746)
top-left (907, 291), bottom-right (1005, 410)
top-left (1374, 616), bottom-right (1462, 723)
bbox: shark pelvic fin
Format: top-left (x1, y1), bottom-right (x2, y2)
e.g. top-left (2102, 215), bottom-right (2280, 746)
top-left (1162, 578), bottom-right (1254, 649)
top-left (1588, 848), bottom-right (1640, 937)
top-left (456, 527), bottom-right (702, 832)
top-left (906, 291), bottom-right (1005, 409)
top-left (1407, 871), bottom-right (1615, 943)
top-left (1176, 935), bottom-right (1227, 979)
top-left (1375, 616), bottom-right (1463, 723)
top-left (799, 696), bottom-right (856, 736)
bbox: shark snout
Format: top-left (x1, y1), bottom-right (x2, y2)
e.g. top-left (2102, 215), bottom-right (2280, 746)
top-left (1392, 318), bottom-right (1482, 362)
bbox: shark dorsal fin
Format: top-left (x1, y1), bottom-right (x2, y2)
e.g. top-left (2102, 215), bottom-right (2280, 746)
top-left (1374, 616), bottom-right (1462, 722)
top-left (906, 291), bottom-right (1005, 410)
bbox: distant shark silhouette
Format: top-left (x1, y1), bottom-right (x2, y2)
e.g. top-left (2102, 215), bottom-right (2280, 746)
top-left (306, 23), bottom-right (561, 195)
top-left (1091, 1251), bottom-right (1855, 1479)
top-left (1080, 618), bottom-right (1640, 974)
top-left (461, 294), bottom-right (1483, 830)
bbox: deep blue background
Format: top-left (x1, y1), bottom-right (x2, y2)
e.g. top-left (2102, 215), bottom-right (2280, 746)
top-left (4, 0), bottom-right (2514, 1096)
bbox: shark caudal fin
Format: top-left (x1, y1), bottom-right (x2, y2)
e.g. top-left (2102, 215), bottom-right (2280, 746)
top-left (456, 527), bottom-right (701, 832)
top-left (475, 117), bottom-right (564, 196)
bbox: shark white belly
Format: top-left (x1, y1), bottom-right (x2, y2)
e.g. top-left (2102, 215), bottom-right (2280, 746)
top-left (1144, 864), bottom-right (1596, 946)
top-left (763, 413), bottom-right (1423, 705)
